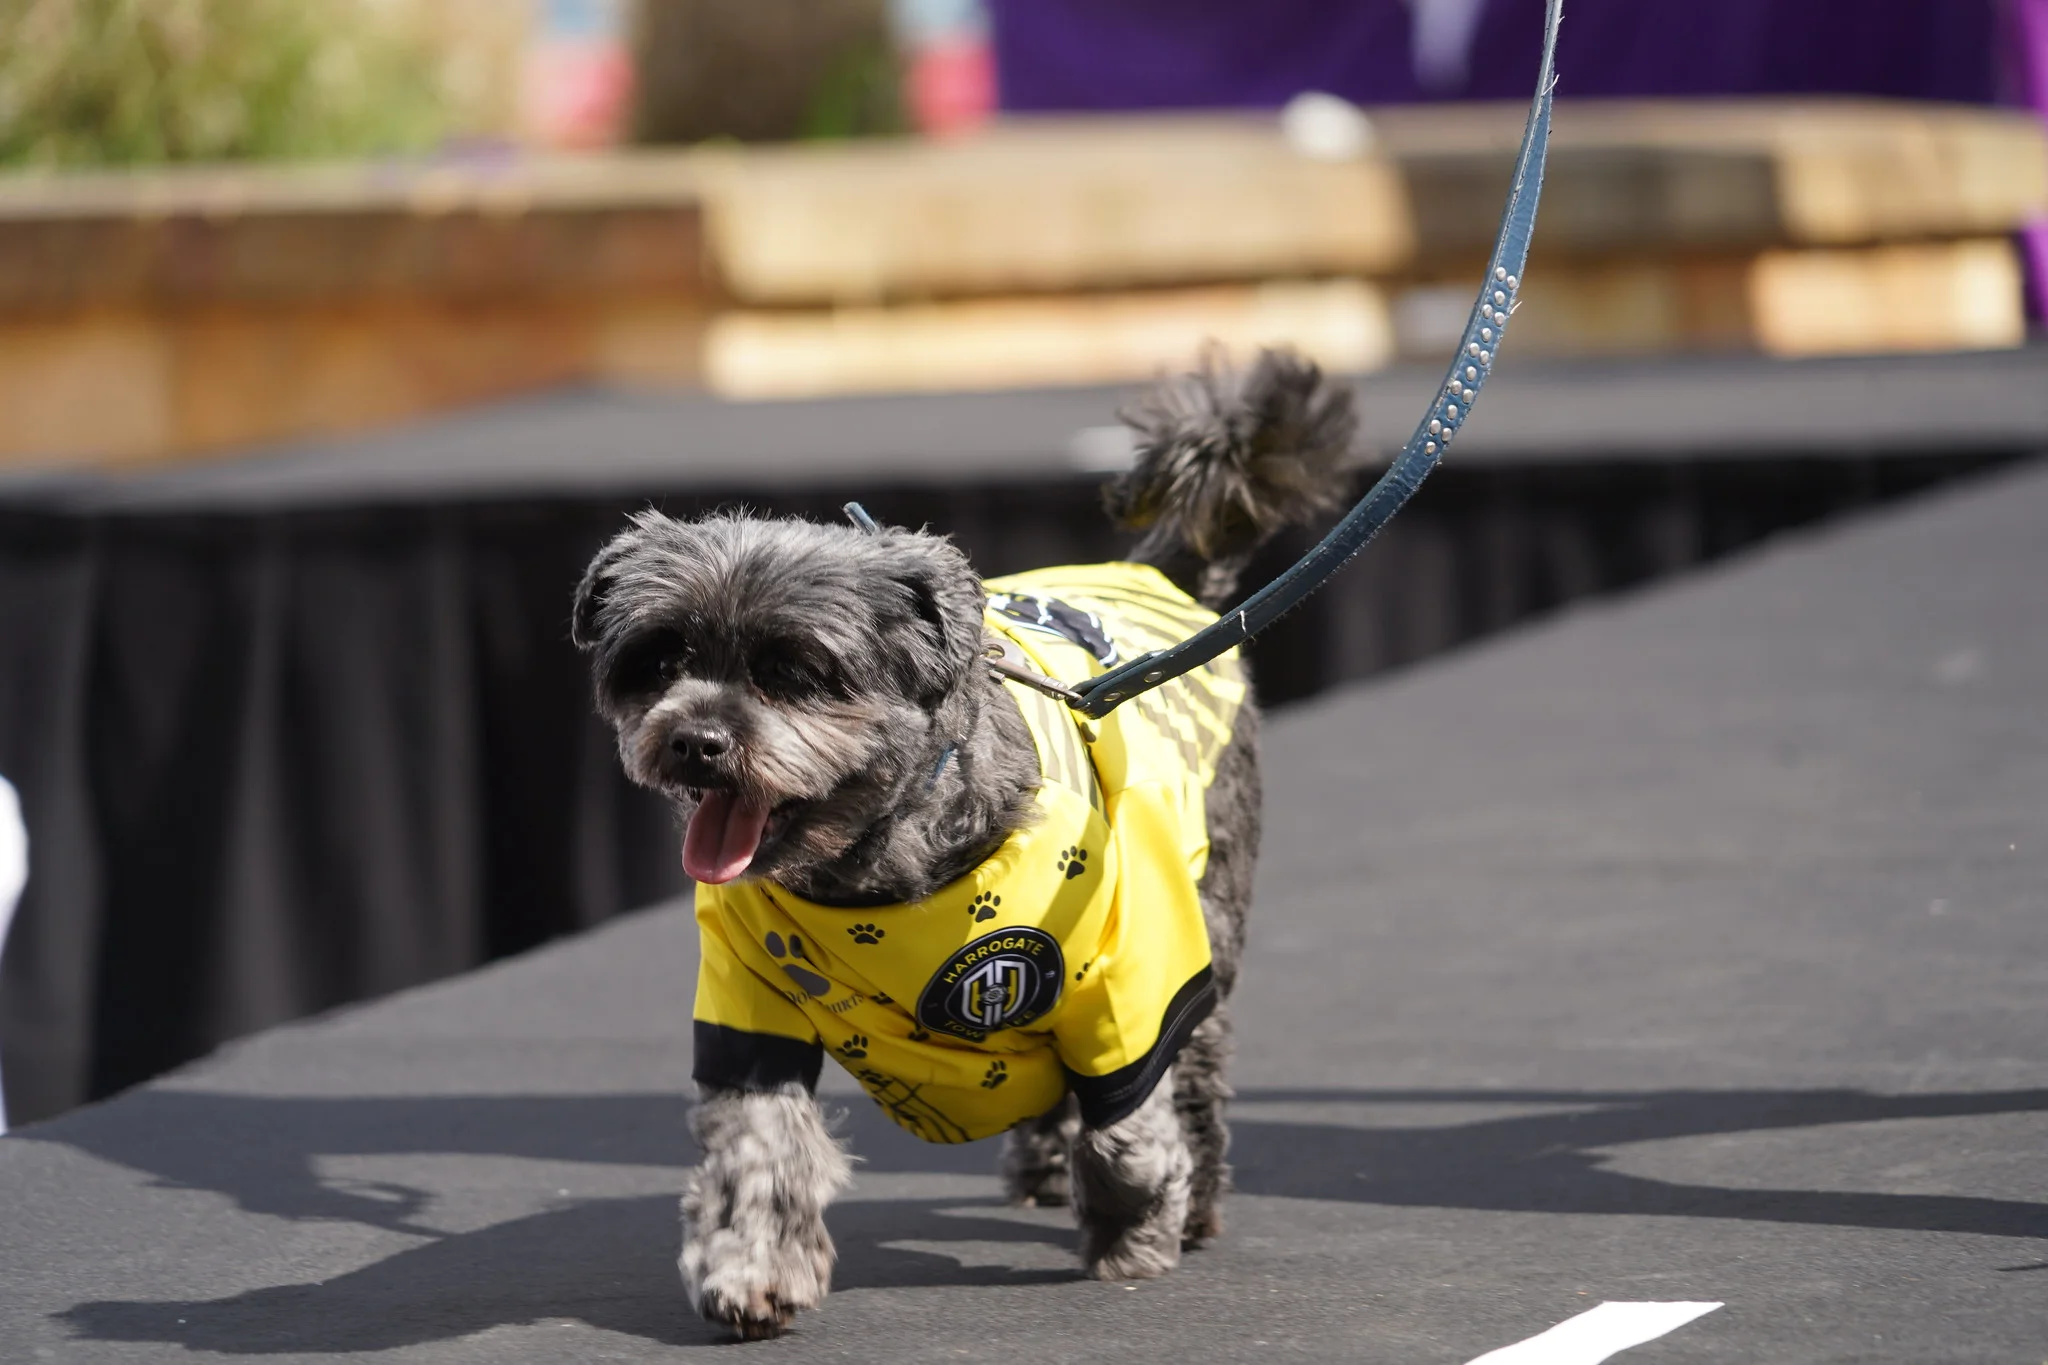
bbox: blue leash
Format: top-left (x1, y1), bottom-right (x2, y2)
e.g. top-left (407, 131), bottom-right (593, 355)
top-left (1064, 0), bottom-right (1566, 719)
top-left (849, 0), bottom-right (1564, 718)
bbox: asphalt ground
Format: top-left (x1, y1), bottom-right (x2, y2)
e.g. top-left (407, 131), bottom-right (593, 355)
top-left (1, 455), bottom-right (2044, 1363)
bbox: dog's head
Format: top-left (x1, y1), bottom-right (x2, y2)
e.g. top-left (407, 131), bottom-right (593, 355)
top-left (572, 511), bottom-right (986, 886)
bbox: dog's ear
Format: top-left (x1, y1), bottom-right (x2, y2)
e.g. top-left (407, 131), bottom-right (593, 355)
top-left (571, 529), bottom-right (635, 652)
top-left (880, 532), bottom-right (984, 708)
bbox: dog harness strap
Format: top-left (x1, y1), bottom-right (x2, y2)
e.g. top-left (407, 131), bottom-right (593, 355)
top-left (1067, 0), bottom-right (1566, 721)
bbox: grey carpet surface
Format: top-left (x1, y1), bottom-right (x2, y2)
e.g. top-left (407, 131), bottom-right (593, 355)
top-left (2, 457), bottom-right (2044, 1362)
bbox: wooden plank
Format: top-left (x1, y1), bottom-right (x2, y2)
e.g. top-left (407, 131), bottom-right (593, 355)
top-left (1392, 239), bottom-right (2026, 361)
top-left (0, 153), bottom-right (705, 223)
top-left (693, 120), bottom-right (1416, 304)
top-left (704, 101), bottom-right (2046, 301)
top-left (1379, 99), bottom-right (2048, 253)
top-left (0, 311), bottom-right (173, 466)
top-left (167, 301), bottom-right (597, 456)
top-left (0, 201), bottom-right (711, 310)
top-left (1395, 257), bottom-right (1756, 359)
top-left (0, 100), bottom-right (2034, 462)
top-left (1748, 239), bottom-right (2026, 357)
top-left (3, 238), bottom-right (2013, 466)
top-left (699, 281), bottom-right (1394, 400)
top-left (0, 100), bottom-right (2035, 311)
top-left (0, 298), bottom-right (712, 466)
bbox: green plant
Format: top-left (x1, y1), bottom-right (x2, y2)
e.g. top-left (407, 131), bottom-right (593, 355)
top-left (0, 0), bottom-right (455, 166)
top-left (798, 34), bottom-right (905, 142)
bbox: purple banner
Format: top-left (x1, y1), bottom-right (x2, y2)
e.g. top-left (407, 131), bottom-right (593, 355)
top-left (989, 0), bottom-right (2002, 111)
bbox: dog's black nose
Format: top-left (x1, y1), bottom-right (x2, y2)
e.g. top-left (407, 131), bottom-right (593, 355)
top-left (670, 724), bottom-right (732, 762)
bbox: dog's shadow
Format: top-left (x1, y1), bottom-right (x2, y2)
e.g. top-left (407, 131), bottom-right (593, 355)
top-left (45, 1091), bottom-right (1078, 1354)
top-left (58, 1194), bottom-right (1076, 1354)
top-left (38, 1083), bottom-right (2048, 1353)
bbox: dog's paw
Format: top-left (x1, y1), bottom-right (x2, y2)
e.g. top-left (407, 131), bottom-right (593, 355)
top-left (1182, 1203), bottom-right (1223, 1250)
top-left (680, 1209), bottom-right (834, 1341)
top-left (1008, 1167), bottom-right (1070, 1208)
top-left (697, 1281), bottom-right (798, 1341)
top-left (999, 1104), bottom-right (1078, 1208)
top-left (1084, 1224), bottom-right (1183, 1282)
top-left (692, 1269), bottom-right (816, 1341)
top-left (1076, 1161), bottom-right (1189, 1279)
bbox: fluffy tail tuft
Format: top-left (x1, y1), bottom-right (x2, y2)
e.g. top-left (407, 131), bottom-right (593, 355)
top-left (1104, 346), bottom-right (1356, 610)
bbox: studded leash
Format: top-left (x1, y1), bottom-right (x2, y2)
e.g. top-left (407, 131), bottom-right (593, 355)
top-left (853, 0), bottom-right (1565, 719)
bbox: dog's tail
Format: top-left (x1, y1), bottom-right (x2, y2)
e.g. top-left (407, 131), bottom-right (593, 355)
top-left (1104, 346), bottom-right (1357, 611)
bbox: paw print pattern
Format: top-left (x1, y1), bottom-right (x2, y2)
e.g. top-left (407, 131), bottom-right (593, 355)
top-left (838, 1034), bottom-right (869, 1060)
top-left (908, 1027), bottom-right (931, 1042)
top-left (871, 991), bottom-right (892, 1006)
top-left (764, 930), bottom-right (832, 997)
top-left (970, 891), bottom-right (1001, 922)
top-left (980, 1060), bottom-right (1009, 1089)
top-left (847, 922), bottom-right (884, 944)
top-left (1058, 846), bottom-right (1089, 880)
top-left (767, 930), bottom-right (815, 960)
top-left (1075, 959), bottom-right (1093, 983)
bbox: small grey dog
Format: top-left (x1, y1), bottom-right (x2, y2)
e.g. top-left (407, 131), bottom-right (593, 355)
top-left (572, 349), bottom-right (1355, 1339)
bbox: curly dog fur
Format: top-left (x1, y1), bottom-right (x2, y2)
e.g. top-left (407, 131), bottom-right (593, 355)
top-left (573, 348), bottom-right (1354, 1339)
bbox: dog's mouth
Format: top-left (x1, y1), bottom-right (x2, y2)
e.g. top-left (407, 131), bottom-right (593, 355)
top-left (682, 787), bottom-right (803, 885)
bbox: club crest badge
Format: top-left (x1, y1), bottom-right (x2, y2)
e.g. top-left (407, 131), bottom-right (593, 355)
top-left (916, 927), bottom-right (1065, 1041)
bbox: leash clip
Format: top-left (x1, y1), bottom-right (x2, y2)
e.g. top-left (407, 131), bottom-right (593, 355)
top-left (983, 636), bottom-right (1088, 707)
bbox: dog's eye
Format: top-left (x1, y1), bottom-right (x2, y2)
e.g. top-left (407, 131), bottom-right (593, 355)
top-left (753, 651), bottom-right (825, 699)
top-left (651, 638), bottom-right (697, 683)
top-left (613, 631), bottom-right (694, 697)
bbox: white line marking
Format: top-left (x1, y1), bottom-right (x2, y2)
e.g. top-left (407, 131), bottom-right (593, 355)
top-left (1464, 1302), bottom-right (1723, 1365)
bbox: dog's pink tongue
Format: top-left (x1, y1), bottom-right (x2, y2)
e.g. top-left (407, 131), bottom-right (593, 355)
top-left (683, 790), bottom-right (770, 884)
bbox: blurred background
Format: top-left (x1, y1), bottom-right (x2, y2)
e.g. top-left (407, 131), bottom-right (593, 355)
top-left (0, 0), bottom-right (2044, 1126)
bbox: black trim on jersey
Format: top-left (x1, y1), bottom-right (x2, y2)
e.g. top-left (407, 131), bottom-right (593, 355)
top-left (1065, 966), bottom-right (1217, 1128)
top-left (692, 1021), bottom-right (824, 1094)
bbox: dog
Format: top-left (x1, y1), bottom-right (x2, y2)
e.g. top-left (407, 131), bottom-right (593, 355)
top-left (571, 348), bottom-right (1356, 1340)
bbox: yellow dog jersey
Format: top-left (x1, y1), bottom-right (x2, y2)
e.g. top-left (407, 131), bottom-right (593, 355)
top-left (691, 563), bottom-right (1246, 1142)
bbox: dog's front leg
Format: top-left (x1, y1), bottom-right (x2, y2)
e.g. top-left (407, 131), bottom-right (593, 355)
top-left (1001, 1092), bottom-right (1081, 1206)
top-left (680, 1084), bottom-right (852, 1340)
top-left (1069, 1068), bottom-right (1192, 1280)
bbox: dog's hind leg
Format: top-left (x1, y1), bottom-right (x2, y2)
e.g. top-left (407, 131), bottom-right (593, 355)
top-left (679, 1084), bottom-right (852, 1340)
top-left (1001, 1092), bottom-right (1081, 1206)
top-left (1070, 1069), bottom-right (1192, 1280)
top-left (1175, 697), bottom-right (1256, 1250)
top-left (1173, 1009), bottom-right (1233, 1247)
